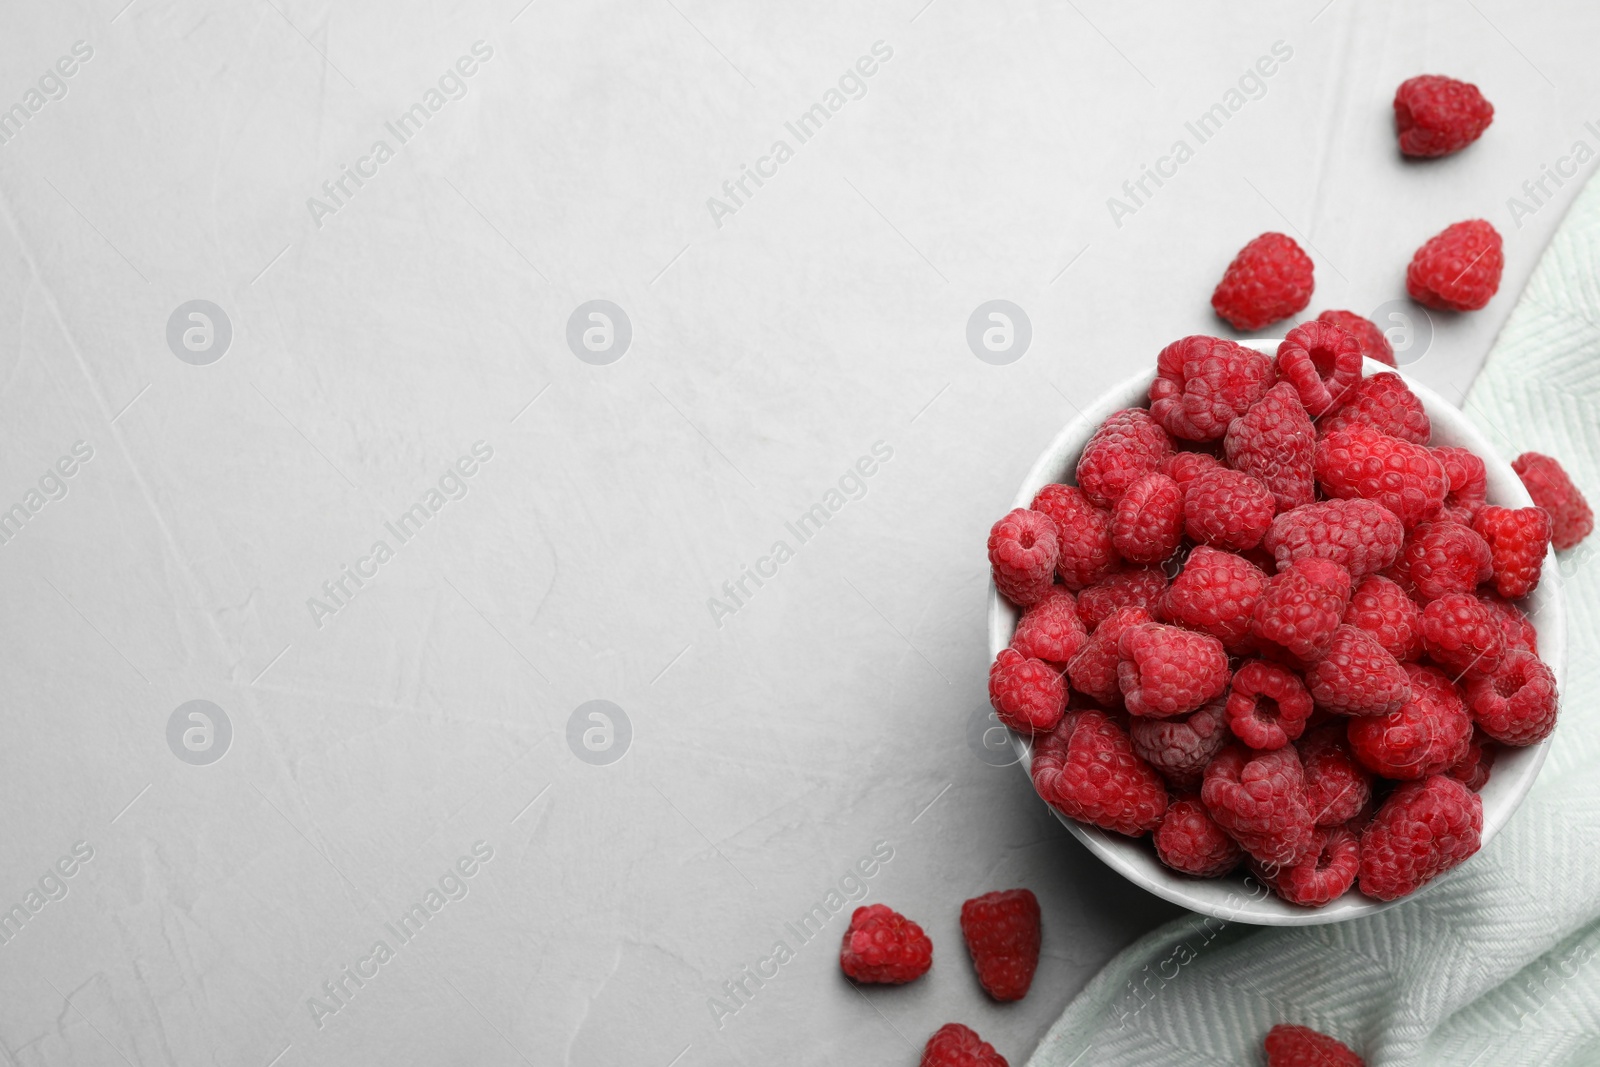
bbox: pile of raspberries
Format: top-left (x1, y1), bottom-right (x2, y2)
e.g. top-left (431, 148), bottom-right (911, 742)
top-left (987, 329), bottom-right (1591, 909)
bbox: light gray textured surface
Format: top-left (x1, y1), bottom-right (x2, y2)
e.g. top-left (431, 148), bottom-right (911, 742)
top-left (0, 2), bottom-right (1594, 1065)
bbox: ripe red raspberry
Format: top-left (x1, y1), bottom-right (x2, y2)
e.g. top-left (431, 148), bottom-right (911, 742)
top-left (1211, 232), bottom-right (1315, 331)
top-left (1031, 484), bottom-right (1121, 590)
top-left (1161, 449), bottom-right (1224, 493)
top-left (1406, 219), bottom-right (1504, 311)
top-left (1358, 774), bottom-right (1482, 901)
top-left (1317, 309), bottom-right (1395, 367)
top-left (1076, 567), bottom-right (1167, 631)
top-left (1347, 663), bottom-right (1473, 778)
top-left (1251, 556), bottom-right (1352, 661)
top-left (988, 508), bottom-right (1059, 607)
top-left (1318, 372), bottom-right (1430, 445)
top-left (1031, 709), bottom-right (1167, 836)
top-left (1226, 660), bottom-right (1312, 749)
top-left (988, 649), bottom-right (1066, 736)
top-left (1265, 1023), bottom-right (1366, 1067)
top-left (1117, 622), bottom-right (1231, 718)
top-left (1434, 446), bottom-right (1488, 525)
top-left (960, 889), bottom-right (1041, 1002)
top-left (1512, 452), bottom-right (1593, 550)
top-left (1344, 575), bottom-right (1424, 661)
top-left (1149, 335), bottom-right (1276, 441)
top-left (1473, 505), bottom-right (1552, 599)
top-left (1201, 744), bottom-right (1316, 867)
top-left (1400, 520), bottom-right (1493, 602)
top-left (920, 1023), bottom-right (1008, 1067)
top-left (1306, 624), bottom-right (1412, 716)
top-left (1224, 382), bottom-right (1317, 513)
top-left (1394, 74), bottom-right (1494, 158)
top-left (1256, 825), bottom-right (1360, 907)
top-left (1067, 606), bottom-right (1150, 706)
top-left (1477, 592), bottom-right (1537, 655)
top-left (1154, 796), bottom-right (1243, 877)
top-left (1111, 473), bottom-right (1184, 563)
top-left (1263, 498), bottom-right (1404, 578)
top-left (1162, 545), bottom-right (1269, 651)
top-left (1129, 698), bottom-right (1231, 791)
top-left (1315, 423), bottom-right (1447, 528)
top-left (1465, 648), bottom-right (1559, 746)
top-left (1183, 467), bottom-right (1275, 550)
top-left (1420, 592), bottom-right (1506, 679)
top-left (1274, 320), bottom-right (1362, 417)
top-left (1076, 408), bottom-right (1174, 508)
top-left (1299, 723), bottom-right (1373, 826)
top-left (1447, 726), bottom-right (1497, 791)
top-left (839, 903), bottom-right (933, 984)
top-left (1011, 588), bottom-right (1088, 667)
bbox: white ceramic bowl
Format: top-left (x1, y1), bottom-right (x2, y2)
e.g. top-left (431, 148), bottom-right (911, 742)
top-left (987, 349), bottom-right (1565, 925)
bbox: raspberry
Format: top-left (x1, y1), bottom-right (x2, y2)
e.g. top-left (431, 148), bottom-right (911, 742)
top-left (1067, 606), bottom-right (1150, 705)
top-left (1210, 232), bottom-right (1315, 331)
top-left (1420, 592), bottom-right (1506, 679)
top-left (1225, 660), bottom-right (1312, 749)
top-left (1473, 505), bottom-right (1552, 599)
top-left (1154, 796), bottom-right (1243, 877)
top-left (1161, 449), bottom-right (1224, 492)
top-left (1161, 545), bottom-right (1269, 651)
top-left (988, 508), bottom-right (1059, 607)
top-left (1358, 774), bottom-right (1482, 900)
top-left (1447, 727), bottom-right (1496, 791)
top-left (1299, 723), bottom-right (1373, 826)
top-left (1076, 408), bottom-right (1173, 508)
top-left (1076, 567), bottom-right (1167, 631)
top-left (1344, 575), bottom-right (1424, 661)
top-left (839, 904), bottom-right (933, 984)
top-left (1031, 709), bottom-right (1167, 836)
top-left (1512, 452), bottom-right (1593, 550)
top-left (1117, 622), bottom-right (1231, 718)
top-left (1394, 74), bottom-right (1494, 158)
top-left (1183, 467), bottom-right (1275, 550)
top-left (1225, 382), bottom-right (1317, 513)
top-left (1149, 335), bottom-right (1276, 441)
top-left (1011, 588), bottom-right (1088, 667)
top-left (1265, 1024), bottom-right (1366, 1067)
top-left (1274, 320), bottom-right (1362, 417)
top-left (1306, 625), bottom-right (1411, 716)
top-left (1315, 423), bottom-right (1447, 527)
top-left (1129, 698), bottom-right (1231, 791)
top-left (1465, 648), bottom-right (1559, 746)
top-left (1111, 473), bottom-right (1184, 563)
top-left (1478, 592), bottom-right (1538, 655)
top-left (920, 1024), bottom-right (1008, 1067)
top-left (1400, 520), bottom-right (1493, 602)
top-left (1251, 557), bottom-right (1352, 661)
top-left (1031, 484), bottom-right (1121, 590)
top-left (1201, 744), bottom-right (1316, 867)
top-left (1434, 446), bottom-right (1488, 526)
top-left (960, 889), bottom-right (1041, 1002)
top-left (1347, 663), bottom-right (1472, 778)
top-left (1406, 219), bottom-right (1504, 312)
top-left (1317, 309), bottom-right (1395, 367)
top-left (1263, 498), bottom-right (1404, 578)
top-left (1318, 372), bottom-right (1430, 445)
top-left (988, 649), bottom-right (1066, 736)
top-left (1256, 825), bottom-right (1360, 907)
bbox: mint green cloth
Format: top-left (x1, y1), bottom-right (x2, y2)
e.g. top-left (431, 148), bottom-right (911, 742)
top-left (1028, 178), bottom-right (1600, 1067)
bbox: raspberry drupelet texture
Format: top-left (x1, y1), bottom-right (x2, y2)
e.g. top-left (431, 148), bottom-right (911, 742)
top-left (1317, 309), bottom-right (1396, 367)
top-left (1160, 450), bottom-right (1224, 493)
top-left (839, 904), bottom-right (933, 984)
top-left (1394, 74), bottom-right (1494, 158)
top-left (1265, 1023), bottom-right (1367, 1067)
top-left (1067, 606), bottom-right (1151, 706)
top-left (1031, 484), bottom-right (1121, 590)
top-left (1031, 710), bottom-right (1167, 836)
top-left (1076, 567), bottom-right (1167, 631)
top-left (1344, 574), bottom-right (1425, 661)
top-left (1162, 545), bottom-right (1270, 651)
top-left (1318, 372), bottom-right (1431, 445)
top-left (1225, 382), bottom-right (1318, 513)
top-left (960, 889), bottom-right (1041, 1002)
top-left (1211, 232), bottom-right (1315, 331)
top-left (1010, 588), bottom-right (1088, 668)
top-left (1315, 423), bottom-right (1447, 528)
top-left (1251, 557), bottom-right (1353, 662)
top-left (1434, 446), bottom-right (1489, 526)
top-left (1274, 320), bottom-right (1363, 417)
top-left (1447, 727), bottom-right (1497, 791)
top-left (1473, 505), bottom-right (1553, 599)
top-left (1299, 723), bottom-right (1373, 826)
top-left (1111, 473), bottom-right (1185, 563)
top-left (1226, 659), bottom-right (1313, 749)
top-left (1264, 498), bottom-right (1405, 578)
top-left (1347, 663), bottom-right (1473, 779)
top-left (1478, 592), bottom-right (1538, 655)
top-left (1183, 467), bottom-right (1276, 550)
top-left (1406, 219), bottom-right (1504, 311)
top-left (1076, 408), bottom-right (1174, 508)
top-left (1129, 698), bottom-right (1231, 791)
top-left (1256, 825), bottom-right (1361, 907)
top-left (920, 1023), bottom-right (1009, 1067)
top-left (987, 508), bottom-right (1059, 607)
top-left (988, 649), bottom-right (1066, 736)
top-left (1201, 744), bottom-right (1316, 868)
top-left (1154, 796), bottom-right (1243, 877)
top-left (1358, 774), bottom-right (1482, 901)
top-left (1149, 335), bottom-right (1276, 441)
top-left (1465, 648), bottom-right (1559, 746)
top-left (1117, 623), bottom-right (1232, 718)
top-left (1420, 592), bottom-right (1507, 679)
top-left (1306, 624), bottom-right (1412, 716)
top-left (1400, 521), bottom-right (1494, 602)
top-left (1513, 451), bottom-right (1594, 550)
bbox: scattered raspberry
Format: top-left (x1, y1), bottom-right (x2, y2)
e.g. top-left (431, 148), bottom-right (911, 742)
top-left (1067, 606), bottom-right (1151, 706)
top-left (1265, 1023), bottom-right (1366, 1067)
top-left (1117, 622), bottom-right (1231, 717)
top-left (1257, 825), bottom-right (1360, 907)
top-left (1358, 774), bottom-right (1482, 901)
top-left (988, 508), bottom-right (1059, 607)
top-left (1160, 450), bottom-right (1224, 493)
top-left (1225, 382), bottom-right (1318, 513)
top-left (1406, 219), bottom-right (1504, 312)
top-left (1306, 624), bottom-right (1412, 716)
top-left (1348, 663), bottom-right (1473, 778)
top-left (1162, 545), bottom-right (1269, 651)
top-left (1344, 575), bottom-right (1424, 661)
top-left (1263, 498), bottom-right (1404, 578)
top-left (1154, 796), bottom-right (1243, 877)
top-left (960, 889), bottom-right (1041, 1002)
top-left (988, 649), bottom-right (1066, 736)
top-left (1076, 408), bottom-right (1174, 508)
top-left (1011, 588), bottom-right (1088, 667)
top-left (1032, 710), bottom-right (1167, 836)
top-left (1317, 309), bottom-right (1395, 367)
top-left (1394, 74), bottom-right (1494, 158)
top-left (1225, 660), bottom-right (1313, 749)
top-left (1149, 335), bottom-right (1277, 441)
top-left (1434, 446), bottom-right (1489, 526)
top-left (839, 904), bottom-right (933, 984)
top-left (1111, 472), bottom-right (1185, 563)
top-left (1201, 744), bottom-right (1316, 867)
top-left (1420, 592), bottom-right (1506, 679)
top-left (1299, 723), bottom-right (1373, 826)
top-left (1315, 423), bottom-right (1447, 527)
top-left (1478, 592), bottom-right (1538, 655)
top-left (1512, 452), bottom-right (1594, 550)
top-left (1447, 727), bottom-right (1497, 791)
top-left (1129, 698), bottom-right (1231, 791)
top-left (1183, 467), bottom-right (1276, 550)
top-left (1076, 567), bottom-right (1167, 631)
top-left (1032, 484), bottom-right (1121, 590)
top-left (1473, 505), bottom-right (1552, 599)
top-left (1465, 649), bottom-right (1559, 746)
top-left (920, 1023), bottom-right (1009, 1067)
top-left (1274, 320), bottom-right (1363, 417)
top-left (1211, 232), bottom-right (1315, 331)
top-left (1251, 556), bottom-right (1353, 661)
top-left (1318, 372), bottom-right (1430, 445)
top-left (1400, 521), bottom-right (1494, 602)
